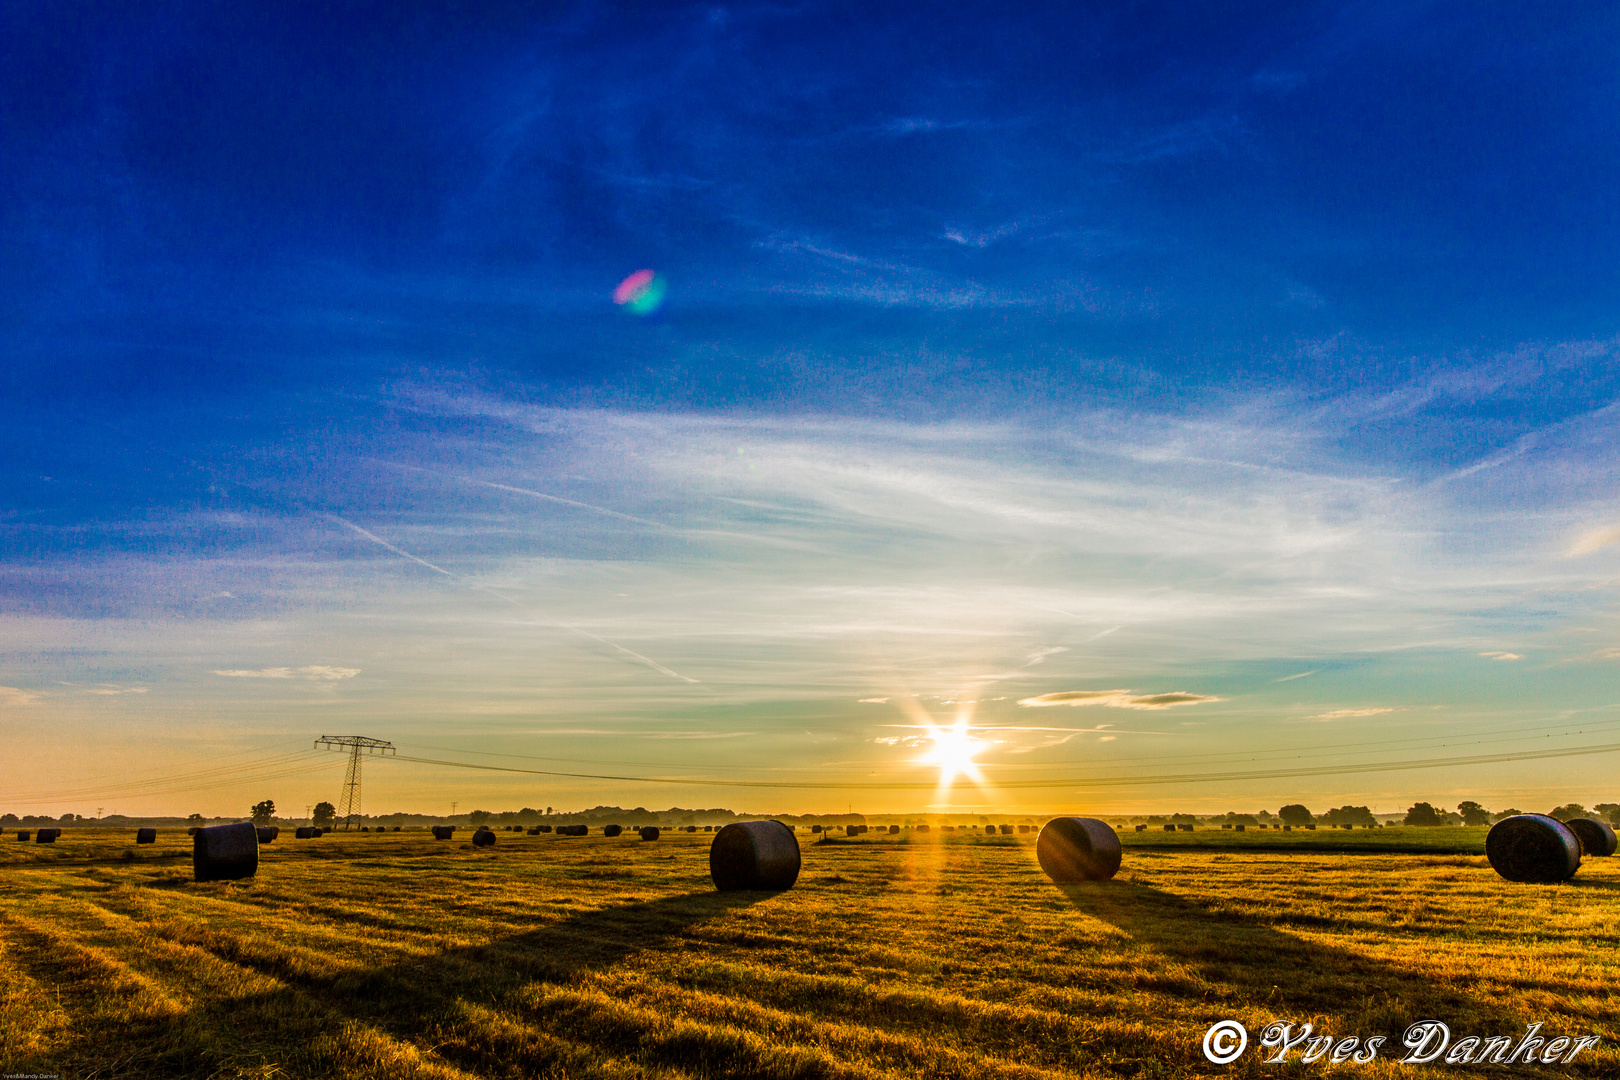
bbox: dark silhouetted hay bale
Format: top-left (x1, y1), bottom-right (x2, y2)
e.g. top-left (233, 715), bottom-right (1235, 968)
top-left (538, 825), bottom-right (552, 833)
top-left (1567, 818), bottom-right (1618, 857)
top-left (998, 824), bottom-right (1014, 835)
top-left (17, 831), bottom-right (30, 841)
top-left (526, 827), bottom-right (541, 835)
top-left (810, 824), bottom-right (823, 833)
top-left (472, 829), bottom-right (496, 847)
top-left (710, 821), bottom-right (800, 891)
top-left (193, 822), bottom-right (258, 882)
top-left (431, 825), bottom-right (455, 839)
top-left (295, 827), bottom-right (315, 839)
top-left (1305, 824), bottom-right (1316, 830)
top-left (393, 826), bottom-right (401, 831)
top-left (187, 827), bottom-right (199, 836)
top-left (845, 824), bottom-right (858, 836)
top-left (1282, 825), bottom-right (1292, 832)
top-left (256, 827), bottom-right (278, 843)
top-left (36, 828), bottom-right (60, 844)
top-left (704, 825), bottom-right (713, 832)
top-left (1487, 814), bottom-right (1581, 883)
top-left (558, 824), bottom-right (588, 836)
top-left (916, 824), bottom-right (930, 833)
top-left (1036, 817), bottom-right (1122, 883)
top-left (1178, 824), bottom-right (1194, 832)
top-left (1235, 825), bottom-right (1245, 832)
top-left (1220, 824), bottom-right (1231, 830)
top-left (1018, 825), bottom-right (1031, 834)
top-left (604, 824), bottom-right (623, 837)
top-left (136, 828), bottom-right (157, 844)
top-left (360, 826), bottom-right (370, 832)
top-left (1134, 824), bottom-right (1147, 832)
top-left (1163, 824), bottom-right (1176, 832)
top-left (890, 824), bottom-right (901, 835)
top-left (312, 828), bottom-right (324, 836)
top-left (639, 826), bottom-right (660, 841)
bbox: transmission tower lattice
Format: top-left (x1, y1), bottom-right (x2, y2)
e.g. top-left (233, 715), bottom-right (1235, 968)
top-left (314, 736), bottom-right (396, 830)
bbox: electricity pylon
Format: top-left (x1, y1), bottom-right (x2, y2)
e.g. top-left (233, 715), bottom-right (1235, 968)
top-left (313, 736), bottom-right (395, 830)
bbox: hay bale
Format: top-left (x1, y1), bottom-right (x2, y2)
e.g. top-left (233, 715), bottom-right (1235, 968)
top-left (1221, 824), bottom-right (1231, 830)
top-left (1235, 825), bottom-right (1245, 832)
top-left (187, 827), bottom-right (199, 836)
top-left (312, 828), bottom-right (324, 836)
top-left (431, 825), bottom-right (455, 839)
top-left (890, 824), bottom-right (901, 835)
top-left (1305, 824), bottom-right (1316, 830)
top-left (393, 826), bottom-right (401, 831)
top-left (639, 826), bottom-right (660, 841)
top-left (136, 828), bottom-right (157, 844)
top-left (1134, 824), bottom-right (1147, 832)
top-left (16, 831), bottom-right (30, 841)
top-left (1163, 824), bottom-right (1176, 832)
top-left (603, 824), bottom-right (624, 837)
top-left (538, 825), bottom-right (552, 833)
top-left (360, 826), bottom-right (370, 833)
top-left (295, 827), bottom-right (315, 839)
top-left (1486, 814), bottom-right (1582, 883)
top-left (810, 824), bottom-right (823, 833)
top-left (193, 822), bottom-right (258, 882)
top-left (558, 824), bottom-right (588, 836)
top-left (1178, 824), bottom-right (1194, 832)
top-left (709, 821), bottom-right (800, 892)
top-left (1036, 817), bottom-right (1122, 883)
top-left (472, 829), bottom-right (496, 847)
top-left (1567, 818), bottom-right (1618, 857)
top-left (256, 827), bottom-right (278, 844)
top-left (36, 828), bottom-right (60, 844)
top-left (998, 824), bottom-right (1013, 835)
top-left (1282, 825), bottom-right (1292, 832)
top-left (916, 824), bottom-right (930, 833)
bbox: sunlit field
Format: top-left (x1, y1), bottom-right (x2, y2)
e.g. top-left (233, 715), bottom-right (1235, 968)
top-left (2, 827), bottom-right (1617, 1078)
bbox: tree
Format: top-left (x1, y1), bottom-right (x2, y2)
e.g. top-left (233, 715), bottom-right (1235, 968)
top-left (468, 810), bottom-right (491, 825)
top-left (1404, 802), bottom-right (1444, 826)
top-left (250, 799), bottom-right (276, 825)
top-left (187, 813), bottom-right (205, 823)
top-left (1320, 805), bottom-right (1376, 827)
top-left (312, 801), bottom-right (336, 827)
top-left (1456, 801), bottom-right (1492, 826)
top-left (1493, 808), bottom-right (1523, 822)
top-left (1594, 803), bottom-right (1620, 826)
top-left (1548, 803), bottom-right (1588, 822)
top-left (1278, 804), bottom-right (1314, 826)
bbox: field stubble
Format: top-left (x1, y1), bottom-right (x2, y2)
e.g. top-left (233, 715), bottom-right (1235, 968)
top-left (0, 827), bottom-right (1616, 1078)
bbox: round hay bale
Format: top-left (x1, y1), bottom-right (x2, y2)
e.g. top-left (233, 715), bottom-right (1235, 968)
top-left (360, 826), bottom-right (370, 833)
top-left (472, 829), bottom-right (496, 847)
top-left (1178, 824), bottom-right (1194, 832)
top-left (998, 824), bottom-right (1013, 835)
top-left (1134, 824), bottom-right (1147, 832)
top-left (810, 824), bottom-right (823, 833)
top-left (1163, 824), bottom-right (1176, 832)
top-left (312, 828), bottom-right (324, 836)
top-left (845, 824), bottom-right (859, 836)
top-left (16, 830), bottom-right (30, 841)
top-left (889, 824), bottom-right (900, 835)
top-left (36, 828), bottom-right (60, 844)
top-left (984, 825), bottom-right (995, 835)
top-left (1567, 818), bottom-right (1618, 857)
top-left (1282, 825), bottom-right (1292, 832)
top-left (603, 824), bottom-right (623, 837)
top-left (709, 821), bottom-right (800, 892)
top-left (1486, 814), bottom-right (1581, 883)
top-left (1235, 824), bottom-right (1246, 832)
top-left (538, 825), bottom-right (552, 833)
top-left (295, 827), bottom-right (315, 839)
top-left (1305, 824), bottom-right (1316, 830)
top-left (639, 826), bottom-right (660, 841)
top-left (555, 824), bottom-right (587, 836)
top-left (256, 827), bottom-right (278, 844)
top-left (187, 827), bottom-right (199, 836)
top-left (1018, 825), bottom-right (1031, 834)
top-left (136, 828), bottom-right (157, 844)
top-left (393, 826), bottom-right (401, 831)
top-left (1037, 817), bottom-right (1122, 883)
top-left (193, 822), bottom-right (259, 882)
top-left (916, 824), bottom-right (930, 833)
top-left (431, 825), bottom-right (455, 840)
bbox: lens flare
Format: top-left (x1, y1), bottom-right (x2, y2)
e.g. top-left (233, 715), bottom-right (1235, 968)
top-left (612, 269), bottom-right (667, 315)
top-left (920, 716), bottom-right (986, 790)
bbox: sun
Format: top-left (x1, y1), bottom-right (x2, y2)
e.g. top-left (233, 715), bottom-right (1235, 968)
top-left (920, 717), bottom-right (985, 788)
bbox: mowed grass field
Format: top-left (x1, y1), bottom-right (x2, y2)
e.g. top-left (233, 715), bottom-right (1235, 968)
top-left (2, 826), bottom-right (1617, 1079)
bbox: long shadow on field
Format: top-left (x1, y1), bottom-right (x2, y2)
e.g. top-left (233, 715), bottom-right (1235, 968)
top-left (67, 888), bottom-right (776, 1078)
top-left (1059, 881), bottom-right (1525, 1038)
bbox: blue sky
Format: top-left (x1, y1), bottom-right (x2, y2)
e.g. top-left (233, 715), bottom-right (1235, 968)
top-left (3, 2), bottom-right (1619, 818)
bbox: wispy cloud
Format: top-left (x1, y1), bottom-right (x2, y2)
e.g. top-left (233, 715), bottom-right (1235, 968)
top-left (1018, 690), bottom-right (1222, 709)
top-left (1308, 707), bottom-right (1396, 721)
top-left (214, 666), bottom-right (360, 681)
top-left (0, 686), bottom-right (39, 706)
top-left (1479, 651), bottom-right (1523, 661)
top-left (1272, 670), bottom-right (1317, 682)
top-left (1568, 524), bottom-right (1620, 556)
top-left (85, 686), bottom-right (149, 695)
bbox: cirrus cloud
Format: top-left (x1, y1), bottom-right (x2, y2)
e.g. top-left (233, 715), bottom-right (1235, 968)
top-left (1018, 689), bottom-right (1221, 709)
top-left (1308, 707), bottom-right (1396, 721)
top-left (214, 666), bottom-right (360, 681)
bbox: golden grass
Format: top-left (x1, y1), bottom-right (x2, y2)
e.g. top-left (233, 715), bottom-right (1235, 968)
top-left (0, 827), bottom-right (1616, 1078)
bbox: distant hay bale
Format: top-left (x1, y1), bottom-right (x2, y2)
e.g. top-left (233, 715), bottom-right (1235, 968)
top-left (17, 831), bottom-right (30, 841)
top-left (538, 825), bottom-right (552, 833)
top-left (603, 824), bottom-right (624, 837)
top-left (1018, 825), bottom-right (1031, 834)
top-left (1178, 824), bottom-right (1194, 832)
top-left (558, 824), bottom-right (589, 836)
top-left (890, 824), bottom-right (901, 835)
top-left (1036, 817), bottom-right (1123, 883)
top-left (360, 826), bottom-right (369, 832)
top-left (136, 828), bottom-right (157, 844)
top-left (1305, 824), bottom-right (1316, 830)
top-left (1163, 824), bottom-right (1176, 832)
top-left (1486, 814), bottom-right (1582, 883)
top-left (1235, 825), bottom-right (1245, 832)
top-left (845, 825), bottom-right (859, 836)
top-left (393, 826), bottom-right (401, 831)
top-left (431, 825), bottom-right (455, 839)
top-left (998, 824), bottom-right (1013, 835)
top-left (1567, 818), bottom-right (1618, 857)
top-left (639, 826), bottom-right (660, 841)
top-left (810, 824), bottom-right (823, 833)
top-left (36, 828), bottom-right (60, 844)
top-left (1341, 824), bottom-right (1353, 830)
top-left (1135, 824), bottom-right (1147, 832)
top-left (311, 828), bottom-right (324, 836)
top-left (193, 822), bottom-right (258, 883)
top-left (295, 827), bottom-right (316, 839)
top-left (705, 825), bottom-right (714, 832)
top-left (709, 821), bottom-right (801, 892)
top-left (526, 827), bottom-right (541, 835)
top-left (187, 827), bottom-right (199, 836)
top-left (472, 829), bottom-right (496, 847)
top-left (916, 824), bottom-right (930, 833)
top-left (1221, 824), bottom-right (1231, 830)
top-left (256, 827), bottom-right (278, 843)
top-left (1282, 825), bottom-right (1292, 832)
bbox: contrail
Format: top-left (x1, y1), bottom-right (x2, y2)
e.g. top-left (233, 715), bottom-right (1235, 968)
top-left (471, 480), bottom-right (671, 530)
top-left (563, 625), bottom-right (702, 684)
top-left (330, 516), bottom-right (455, 577)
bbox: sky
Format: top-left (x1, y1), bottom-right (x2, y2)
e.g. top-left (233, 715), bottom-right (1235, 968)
top-left (3, 1), bottom-right (1620, 820)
